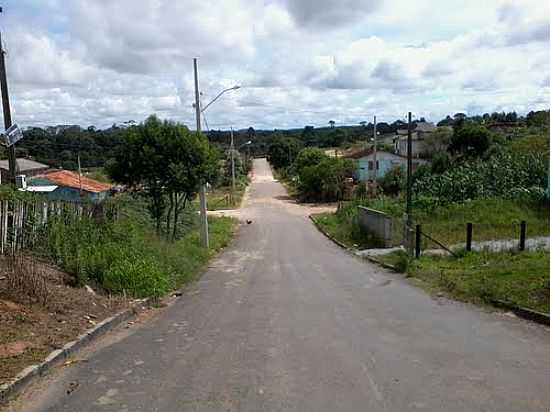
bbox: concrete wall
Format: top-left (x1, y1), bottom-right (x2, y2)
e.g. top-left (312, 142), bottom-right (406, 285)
top-left (358, 206), bottom-right (393, 248)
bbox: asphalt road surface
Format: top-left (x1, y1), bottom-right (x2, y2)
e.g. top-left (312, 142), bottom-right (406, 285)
top-left (16, 159), bottom-right (550, 411)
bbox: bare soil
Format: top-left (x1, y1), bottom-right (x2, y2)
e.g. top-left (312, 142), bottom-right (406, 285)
top-left (0, 257), bottom-right (128, 385)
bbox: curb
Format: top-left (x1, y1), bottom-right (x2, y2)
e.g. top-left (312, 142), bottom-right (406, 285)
top-left (309, 214), bottom-right (400, 272)
top-left (308, 215), bottom-right (349, 250)
top-left (491, 300), bottom-right (550, 327)
top-left (0, 296), bottom-right (157, 405)
top-left (308, 214), bottom-right (550, 328)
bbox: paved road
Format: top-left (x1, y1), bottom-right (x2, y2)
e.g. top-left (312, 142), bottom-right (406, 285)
top-left (18, 159), bottom-right (550, 411)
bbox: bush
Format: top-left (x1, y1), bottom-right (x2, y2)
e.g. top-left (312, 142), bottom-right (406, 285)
top-left (378, 166), bottom-right (405, 195)
top-left (297, 157), bottom-right (354, 202)
top-left (450, 123), bottom-right (492, 157)
top-left (104, 256), bottom-right (169, 298)
top-left (292, 147), bottom-right (328, 176)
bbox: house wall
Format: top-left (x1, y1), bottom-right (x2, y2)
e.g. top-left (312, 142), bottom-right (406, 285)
top-left (356, 152), bottom-right (407, 181)
top-left (355, 152), bottom-right (428, 182)
top-left (396, 139), bottom-right (427, 157)
top-left (44, 187), bottom-right (109, 203)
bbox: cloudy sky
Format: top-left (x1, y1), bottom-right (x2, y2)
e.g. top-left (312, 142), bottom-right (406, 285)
top-left (2, 0), bottom-right (550, 130)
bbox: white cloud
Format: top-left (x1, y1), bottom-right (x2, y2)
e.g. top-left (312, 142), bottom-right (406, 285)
top-left (1, 0), bottom-right (550, 130)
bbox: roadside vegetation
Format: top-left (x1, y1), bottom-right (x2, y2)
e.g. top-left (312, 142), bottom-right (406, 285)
top-left (305, 110), bottom-right (550, 315)
top-left (374, 250), bottom-right (550, 315)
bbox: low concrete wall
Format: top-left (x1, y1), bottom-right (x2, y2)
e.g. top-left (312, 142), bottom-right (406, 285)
top-left (358, 206), bottom-right (393, 248)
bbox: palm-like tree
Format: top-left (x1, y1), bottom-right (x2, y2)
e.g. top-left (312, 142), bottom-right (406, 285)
top-left (328, 120), bottom-right (335, 129)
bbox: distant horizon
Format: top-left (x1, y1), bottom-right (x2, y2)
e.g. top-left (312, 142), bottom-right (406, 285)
top-left (17, 108), bottom-right (538, 133)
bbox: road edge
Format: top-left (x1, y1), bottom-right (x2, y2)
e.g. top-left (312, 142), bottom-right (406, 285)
top-left (308, 214), bottom-right (550, 327)
top-left (0, 297), bottom-right (158, 405)
top-left (308, 214), bottom-right (400, 271)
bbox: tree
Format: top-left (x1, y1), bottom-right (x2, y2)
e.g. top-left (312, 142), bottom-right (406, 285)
top-left (292, 147), bottom-right (328, 176)
top-left (449, 123), bottom-right (491, 157)
top-left (107, 115), bottom-right (217, 240)
top-left (359, 121), bottom-right (367, 128)
top-left (267, 138), bottom-right (301, 169)
top-left (298, 157), bottom-right (354, 202)
top-left (328, 120), bottom-right (335, 129)
top-left (422, 127), bottom-right (452, 157)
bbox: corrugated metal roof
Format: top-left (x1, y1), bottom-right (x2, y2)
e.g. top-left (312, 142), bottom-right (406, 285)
top-left (0, 158), bottom-right (49, 171)
top-left (41, 170), bottom-right (112, 193)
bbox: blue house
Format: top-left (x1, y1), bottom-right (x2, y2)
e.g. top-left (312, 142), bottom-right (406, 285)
top-left (29, 170), bottom-right (113, 203)
top-left (347, 149), bottom-right (428, 182)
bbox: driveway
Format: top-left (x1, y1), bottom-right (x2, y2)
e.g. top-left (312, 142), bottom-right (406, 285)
top-left (13, 158), bottom-right (550, 411)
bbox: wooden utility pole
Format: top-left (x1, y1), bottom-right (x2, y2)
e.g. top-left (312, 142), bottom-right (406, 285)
top-left (230, 127), bottom-right (236, 194)
top-left (0, 18), bottom-right (17, 185)
top-left (406, 111), bottom-right (413, 253)
top-left (194, 58), bottom-right (209, 248)
top-left (373, 115), bottom-right (378, 182)
top-left (77, 154), bottom-right (83, 197)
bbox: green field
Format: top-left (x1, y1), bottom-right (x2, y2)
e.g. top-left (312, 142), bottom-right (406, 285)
top-left (402, 251), bottom-right (550, 314)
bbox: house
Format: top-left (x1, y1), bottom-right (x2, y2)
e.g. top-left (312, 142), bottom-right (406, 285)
top-left (0, 158), bottom-right (50, 185)
top-left (347, 149), bottom-right (428, 182)
top-left (30, 170), bottom-right (113, 202)
top-left (394, 122), bottom-right (436, 157)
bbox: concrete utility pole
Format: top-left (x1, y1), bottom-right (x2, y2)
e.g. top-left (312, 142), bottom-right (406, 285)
top-left (0, 10), bottom-right (17, 185)
top-left (230, 127), bottom-right (236, 194)
top-left (194, 58), bottom-right (209, 249)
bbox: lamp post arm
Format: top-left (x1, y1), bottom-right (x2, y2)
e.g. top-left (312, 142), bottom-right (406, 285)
top-left (201, 87), bottom-right (238, 113)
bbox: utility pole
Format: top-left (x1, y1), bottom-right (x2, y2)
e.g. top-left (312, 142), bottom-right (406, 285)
top-left (230, 127), bottom-right (235, 195)
top-left (373, 115), bottom-right (378, 182)
top-left (193, 58), bottom-right (209, 248)
top-left (77, 154), bottom-right (83, 197)
top-left (0, 10), bottom-right (17, 185)
top-left (406, 111), bottom-right (413, 253)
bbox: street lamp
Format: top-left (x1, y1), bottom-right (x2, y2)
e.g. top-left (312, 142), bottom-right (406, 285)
top-left (201, 85), bottom-right (240, 113)
top-left (193, 58), bottom-right (240, 249)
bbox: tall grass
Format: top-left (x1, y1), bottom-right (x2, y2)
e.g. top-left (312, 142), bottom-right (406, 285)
top-left (38, 200), bottom-right (236, 298)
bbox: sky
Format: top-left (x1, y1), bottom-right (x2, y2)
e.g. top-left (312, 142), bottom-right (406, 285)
top-left (2, 0), bottom-right (550, 130)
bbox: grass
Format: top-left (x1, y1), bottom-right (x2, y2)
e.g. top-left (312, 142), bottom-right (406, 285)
top-left (41, 198), bottom-right (237, 298)
top-left (325, 197), bottom-right (550, 250)
top-left (399, 250), bottom-right (550, 314)
top-left (311, 212), bottom-right (378, 249)
top-left (206, 183), bottom-right (247, 211)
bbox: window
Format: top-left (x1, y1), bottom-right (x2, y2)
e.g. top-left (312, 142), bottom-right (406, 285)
top-left (368, 161), bottom-right (374, 170)
top-left (376, 160), bottom-right (380, 170)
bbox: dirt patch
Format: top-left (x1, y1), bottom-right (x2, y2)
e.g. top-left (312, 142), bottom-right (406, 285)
top-left (0, 256), bottom-right (128, 385)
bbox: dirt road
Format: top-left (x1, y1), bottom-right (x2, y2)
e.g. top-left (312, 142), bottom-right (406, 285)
top-left (14, 158), bottom-right (550, 411)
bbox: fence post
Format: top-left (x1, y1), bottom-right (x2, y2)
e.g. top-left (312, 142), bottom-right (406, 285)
top-left (415, 225), bottom-right (421, 259)
top-left (466, 223), bottom-right (473, 252)
top-left (519, 220), bottom-right (526, 251)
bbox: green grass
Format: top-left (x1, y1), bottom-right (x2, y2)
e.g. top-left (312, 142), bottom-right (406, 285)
top-left (401, 250), bottom-right (550, 314)
top-left (329, 197), bottom-right (550, 249)
top-left (312, 212), bottom-right (378, 249)
top-left (206, 183), bottom-right (247, 211)
top-left (42, 202), bottom-right (237, 298)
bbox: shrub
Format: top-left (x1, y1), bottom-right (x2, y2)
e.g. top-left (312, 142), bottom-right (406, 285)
top-left (292, 147), bottom-right (328, 176)
top-left (104, 256), bottom-right (169, 298)
top-left (378, 166), bottom-right (405, 195)
top-left (297, 157), bottom-right (354, 202)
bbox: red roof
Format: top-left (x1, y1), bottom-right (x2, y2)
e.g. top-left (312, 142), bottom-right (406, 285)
top-left (43, 170), bottom-right (112, 193)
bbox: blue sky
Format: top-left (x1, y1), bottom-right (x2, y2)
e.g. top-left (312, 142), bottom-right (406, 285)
top-left (2, 0), bottom-right (550, 129)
